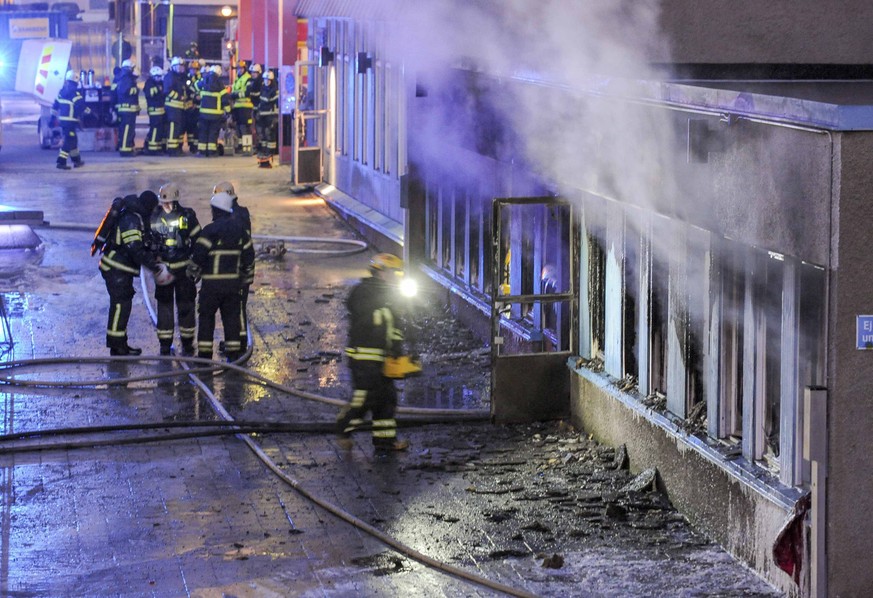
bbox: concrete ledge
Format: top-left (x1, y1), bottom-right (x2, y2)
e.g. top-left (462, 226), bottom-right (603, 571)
top-left (0, 205), bottom-right (44, 227)
top-left (315, 183), bottom-right (403, 254)
top-left (568, 360), bottom-right (802, 594)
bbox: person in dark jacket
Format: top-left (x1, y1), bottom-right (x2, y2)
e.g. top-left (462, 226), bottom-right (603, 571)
top-left (336, 254), bottom-right (410, 454)
top-left (246, 63), bottom-right (263, 150)
top-left (197, 65), bottom-right (230, 157)
top-left (163, 57), bottom-right (189, 155)
top-left (143, 66), bottom-right (166, 154)
top-left (187, 191), bottom-right (254, 362)
top-left (52, 70), bottom-right (89, 169)
top-left (99, 191), bottom-right (164, 355)
top-left (255, 69), bottom-right (278, 168)
top-left (114, 59), bottom-right (140, 157)
top-left (150, 183), bottom-right (201, 355)
top-left (184, 60), bottom-right (203, 153)
top-left (212, 181), bottom-right (252, 349)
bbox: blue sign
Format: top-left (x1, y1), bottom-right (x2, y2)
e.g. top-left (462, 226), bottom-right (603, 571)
top-left (858, 315), bottom-right (873, 350)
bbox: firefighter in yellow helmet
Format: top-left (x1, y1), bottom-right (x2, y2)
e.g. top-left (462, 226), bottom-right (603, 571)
top-left (336, 253), bottom-right (411, 455)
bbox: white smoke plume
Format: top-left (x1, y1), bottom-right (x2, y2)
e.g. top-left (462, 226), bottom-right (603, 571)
top-left (385, 0), bottom-right (682, 215)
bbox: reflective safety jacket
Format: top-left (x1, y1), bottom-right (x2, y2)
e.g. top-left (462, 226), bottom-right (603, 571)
top-left (231, 71), bottom-right (253, 109)
top-left (344, 276), bottom-right (404, 363)
top-left (114, 69), bottom-right (140, 114)
top-left (99, 195), bottom-right (158, 276)
top-left (149, 203), bottom-right (201, 271)
top-left (257, 80), bottom-right (279, 117)
top-left (186, 72), bottom-right (202, 109)
top-left (189, 211), bottom-right (254, 283)
top-left (163, 70), bottom-right (188, 111)
top-left (52, 80), bottom-right (88, 127)
top-left (199, 73), bottom-right (230, 121)
top-left (246, 76), bottom-right (262, 113)
top-left (143, 76), bottom-right (165, 116)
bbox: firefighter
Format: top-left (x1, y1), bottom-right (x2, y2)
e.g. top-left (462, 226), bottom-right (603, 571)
top-left (52, 70), bottom-right (88, 170)
top-left (230, 59), bottom-right (254, 154)
top-left (99, 191), bottom-right (166, 356)
top-left (255, 69), bottom-right (278, 168)
top-left (187, 191), bottom-right (255, 362)
top-left (150, 183), bottom-right (201, 355)
top-left (184, 59), bottom-right (202, 153)
top-left (197, 65), bottom-right (230, 157)
top-left (114, 59), bottom-right (140, 157)
top-left (246, 63), bottom-right (263, 151)
top-left (163, 57), bottom-right (188, 155)
top-left (143, 66), bottom-right (166, 154)
top-left (336, 254), bottom-right (410, 455)
top-left (212, 181), bottom-right (252, 349)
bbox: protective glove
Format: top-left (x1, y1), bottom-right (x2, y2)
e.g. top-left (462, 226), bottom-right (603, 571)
top-left (186, 262), bottom-right (202, 283)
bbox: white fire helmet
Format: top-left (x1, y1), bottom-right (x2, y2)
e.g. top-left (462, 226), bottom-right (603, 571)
top-left (65, 70), bottom-right (79, 82)
top-left (150, 66), bottom-right (164, 77)
top-left (171, 56), bottom-right (184, 67)
top-left (212, 181), bottom-right (236, 199)
top-left (249, 63), bottom-right (262, 74)
top-left (264, 70), bottom-right (275, 81)
top-left (121, 58), bottom-right (136, 69)
top-left (158, 183), bottom-right (180, 204)
top-left (210, 192), bottom-right (235, 213)
top-left (211, 65), bottom-right (222, 77)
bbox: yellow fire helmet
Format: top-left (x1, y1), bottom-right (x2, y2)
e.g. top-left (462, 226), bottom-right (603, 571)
top-left (370, 253), bottom-right (403, 272)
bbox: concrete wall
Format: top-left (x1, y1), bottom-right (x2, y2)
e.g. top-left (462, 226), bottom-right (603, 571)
top-left (826, 131), bottom-right (873, 597)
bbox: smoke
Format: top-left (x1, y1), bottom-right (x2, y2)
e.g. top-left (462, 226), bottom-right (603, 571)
top-left (386, 0), bottom-right (682, 217)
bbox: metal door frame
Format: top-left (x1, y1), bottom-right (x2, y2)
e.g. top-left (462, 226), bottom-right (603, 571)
top-left (293, 60), bottom-right (329, 186)
top-left (490, 196), bottom-right (578, 423)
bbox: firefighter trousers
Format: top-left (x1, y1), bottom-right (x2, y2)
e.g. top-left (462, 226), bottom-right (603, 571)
top-left (118, 112), bottom-right (137, 156)
top-left (166, 107), bottom-right (185, 153)
top-left (155, 273), bottom-right (197, 350)
top-left (57, 125), bottom-right (82, 166)
top-left (101, 269), bottom-right (135, 350)
top-left (336, 361), bottom-right (399, 447)
top-left (197, 280), bottom-right (242, 359)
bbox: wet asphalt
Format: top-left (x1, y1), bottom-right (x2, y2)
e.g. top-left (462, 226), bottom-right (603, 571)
top-left (0, 91), bottom-right (783, 597)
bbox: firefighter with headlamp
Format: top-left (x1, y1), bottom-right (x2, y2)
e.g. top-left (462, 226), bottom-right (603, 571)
top-left (150, 183), bottom-right (201, 355)
top-left (337, 253), bottom-right (421, 455)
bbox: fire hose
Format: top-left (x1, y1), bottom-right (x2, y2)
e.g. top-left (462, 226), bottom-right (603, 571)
top-left (0, 226), bottom-right (537, 597)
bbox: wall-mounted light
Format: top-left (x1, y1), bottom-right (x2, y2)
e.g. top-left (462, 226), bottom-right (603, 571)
top-left (220, 5), bottom-right (233, 17)
top-left (319, 46), bottom-right (335, 67)
top-left (356, 52), bottom-right (372, 74)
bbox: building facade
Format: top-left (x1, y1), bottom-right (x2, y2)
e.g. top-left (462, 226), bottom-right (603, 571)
top-left (246, 2), bottom-right (873, 596)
